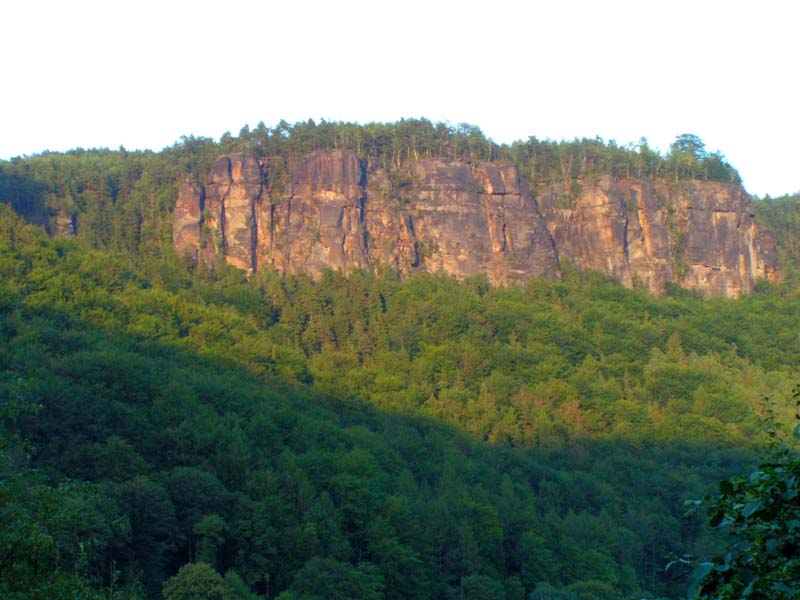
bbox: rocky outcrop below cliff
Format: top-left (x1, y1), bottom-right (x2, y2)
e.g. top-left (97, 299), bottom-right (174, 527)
top-left (52, 207), bottom-right (76, 237)
top-left (173, 150), bottom-right (778, 297)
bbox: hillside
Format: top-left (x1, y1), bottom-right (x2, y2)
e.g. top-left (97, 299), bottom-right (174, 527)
top-left (1, 121), bottom-right (800, 600)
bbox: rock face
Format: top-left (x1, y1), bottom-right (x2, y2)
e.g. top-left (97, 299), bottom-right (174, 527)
top-left (173, 151), bottom-right (778, 296)
top-left (262, 150), bottom-right (370, 277)
top-left (671, 182), bottom-right (778, 297)
top-left (475, 162), bottom-right (562, 284)
top-left (52, 207), bottom-right (76, 237)
top-left (208, 154), bottom-right (261, 272)
top-left (173, 153), bottom-right (264, 271)
top-left (537, 177), bottom-right (779, 297)
top-left (397, 159), bottom-right (561, 284)
top-left (173, 176), bottom-right (206, 265)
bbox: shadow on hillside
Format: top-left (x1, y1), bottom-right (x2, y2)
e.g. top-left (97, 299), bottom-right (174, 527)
top-left (0, 200), bottom-right (764, 600)
top-left (2, 284), bottom-right (761, 599)
top-left (0, 168), bottom-right (52, 229)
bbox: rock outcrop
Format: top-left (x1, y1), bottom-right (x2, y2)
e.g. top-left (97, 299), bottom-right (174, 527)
top-left (382, 158), bottom-right (560, 284)
top-left (173, 176), bottom-right (206, 265)
top-left (173, 150), bottom-right (779, 296)
top-left (537, 177), bottom-right (779, 297)
top-left (670, 181), bottom-right (778, 296)
top-left (52, 207), bottom-right (75, 237)
top-left (262, 150), bottom-right (370, 277)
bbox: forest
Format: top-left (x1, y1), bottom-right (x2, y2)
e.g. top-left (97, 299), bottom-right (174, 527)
top-left (1, 120), bottom-right (800, 600)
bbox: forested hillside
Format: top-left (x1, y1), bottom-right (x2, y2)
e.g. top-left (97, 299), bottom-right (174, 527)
top-left (1, 121), bottom-right (799, 600)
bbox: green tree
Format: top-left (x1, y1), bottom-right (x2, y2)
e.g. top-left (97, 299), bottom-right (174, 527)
top-left (685, 389), bottom-right (800, 599)
top-left (519, 531), bottom-right (557, 589)
top-left (529, 581), bottom-right (579, 600)
top-left (460, 573), bottom-right (506, 600)
top-left (668, 134), bottom-right (706, 180)
top-left (162, 562), bottom-right (229, 600)
top-left (194, 514), bottom-right (227, 568)
top-left (670, 134), bottom-right (707, 163)
top-left (281, 557), bottom-right (384, 600)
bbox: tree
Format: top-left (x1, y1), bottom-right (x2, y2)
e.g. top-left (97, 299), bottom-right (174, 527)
top-left (684, 388), bottom-right (800, 599)
top-left (519, 531), bottom-right (557, 589)
top-left (668, 134), bottom-right (706, 180)
top-left (112, 476), bottom-right (177, 597)
top-left (529, 581), bottom-right (579, 600)
top-left (670, 134), bottom-right (707, 163)
top-left (194, 514), bottom-right (227, 568)
top-left (162, 562), bottom-right (229, 600)
top-left (280, 557), bottom-right (384, 600)
top-left (460, 573), bottom-right (506, 600)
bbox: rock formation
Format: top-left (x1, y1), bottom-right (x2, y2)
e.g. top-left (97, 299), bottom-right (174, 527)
top-left (263, 150), bottom-right (370, 277)
top-left (52, 207), bottom-right (76, 237)
top-left (537, 177), bottom-right (779, 297)
top-left (172, 176), bottom-right (205, 265)
top-left (173, 150), bottom-right (779, 297)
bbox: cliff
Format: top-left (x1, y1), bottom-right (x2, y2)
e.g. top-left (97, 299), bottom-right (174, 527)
top-left (173, 150), bottom-right (778, 296)
top-left (173, 150), bottom-right (560, 285)
top-left (538, 177), bottom-right (779, 297)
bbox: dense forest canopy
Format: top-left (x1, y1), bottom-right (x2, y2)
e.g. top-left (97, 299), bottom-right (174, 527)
top-left (0, 121), bottom-right (798, 600)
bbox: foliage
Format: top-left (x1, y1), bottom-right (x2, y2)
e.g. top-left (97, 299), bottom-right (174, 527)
top-left (278, 557), bottom-right (384, 600)
top-left (0, 190), bottom-right (797, 599)
top-left (460, 573), bottom-right (506, 600)
top-left (684, 387), bottom-right (800, 599)
top-left (162, 562), bottom-right (229, 600)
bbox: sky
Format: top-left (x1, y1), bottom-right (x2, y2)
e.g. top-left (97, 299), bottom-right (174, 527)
top-left (2, 0), bottom-right (797, 197)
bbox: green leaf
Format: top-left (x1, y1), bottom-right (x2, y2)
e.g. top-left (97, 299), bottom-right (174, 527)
top-left (688, 562), bottom-right (715, 598)
top-left (765, 538), bottom-right (779, 556)
top-left (742, 501), bottom-right (762, 518)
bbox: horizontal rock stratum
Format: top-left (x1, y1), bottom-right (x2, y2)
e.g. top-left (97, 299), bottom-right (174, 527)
top-left (173, 150), bottom-right (779, 297)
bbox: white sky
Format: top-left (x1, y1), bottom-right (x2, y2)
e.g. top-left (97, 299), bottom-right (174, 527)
top-left (2, 0), bottom-right (798, 197)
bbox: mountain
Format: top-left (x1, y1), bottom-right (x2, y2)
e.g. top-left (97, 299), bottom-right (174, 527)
top-left (0, 120), bottom-right (781, 297)
top-left (173, 149), bottom-right (778, 298)
top-left (2, 120), bottom-right (799, 599)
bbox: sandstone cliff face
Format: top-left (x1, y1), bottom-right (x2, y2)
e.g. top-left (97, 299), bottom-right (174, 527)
top-left (173, 154), bottom-right (263, 271)
top-left (403, 159), bottom-right (560, 284)
top-left (475, 162), bottom-right (561, 284)
top-left (363, 167), bottom-right (419, 273)
top-left (173, 151), bottom-right (778, 296)
top-left (173, 176), bottom-right (205, 265)
top-left (174, 150), bottom-right (560, 285)
top-left (670, 181), bottom-right (778, 296)
top-left (202, 154), bottom-right (262, 272)
top-left (538, 178), bottom-right (669, 293)
top-left (262, 150), bottom-right (370, 277)
top-left (537, 177), bottom-right (779, 297)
